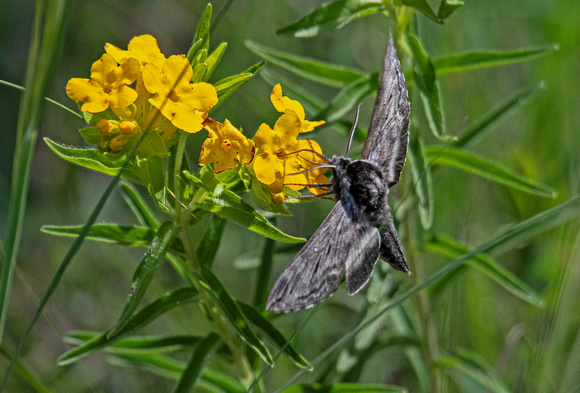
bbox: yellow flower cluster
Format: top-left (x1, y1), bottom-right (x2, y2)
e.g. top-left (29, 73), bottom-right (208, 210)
top-left (252, 84), bottom-right (329, 196)
top-left (67, 35), bottom-right (330, 201)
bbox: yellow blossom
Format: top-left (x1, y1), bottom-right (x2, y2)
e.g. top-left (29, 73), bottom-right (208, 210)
top-left (105, 34), bottom-right (166, 69)
top-left (285, 139), bottom-right (330, 195)
top-left (270, 84), bottom-right (325, 133)
top-left (253, 111), bottom-right (305, 193)
top-left (199, 119), bottom-right (255, 174)
top-left (66, 54), bottom-right (140, 113)
top-left (142, 55), bottom-right (218, 133)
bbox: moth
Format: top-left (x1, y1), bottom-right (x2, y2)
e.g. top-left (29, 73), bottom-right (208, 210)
top-left (266, 34), bottom-right (411, 313)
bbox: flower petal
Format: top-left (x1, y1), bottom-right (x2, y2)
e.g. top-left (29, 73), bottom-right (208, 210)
top-left (105, 34), bottom-right (166, 69)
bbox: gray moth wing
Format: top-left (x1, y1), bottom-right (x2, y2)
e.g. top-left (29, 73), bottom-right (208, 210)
top-left (362, 33), bottom-right (410, 188)
top-left (378, 207), bottom-right (409, 274)
top-left (266, 200), bottom-right (380, 313)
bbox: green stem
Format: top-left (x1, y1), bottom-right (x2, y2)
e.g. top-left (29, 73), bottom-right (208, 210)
top-left (179, 220), bottom-right (256, 386)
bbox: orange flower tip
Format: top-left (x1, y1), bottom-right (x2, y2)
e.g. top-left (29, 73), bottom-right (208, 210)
top-left (109, 136), bottom-right (128, 151)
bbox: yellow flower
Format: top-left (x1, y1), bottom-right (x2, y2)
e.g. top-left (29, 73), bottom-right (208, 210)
top-left (270, 84), bottom-right (325, 133)
top-left (105, 34), bottom-right (166, 69)
top-left (66, 54), bottom-right (140, 113)
top-left (96, 119), bottom-right (140, 153)
top-left (285, 139), bottom-right (330, 195)
top-left (253, 111), bottom-right (304, 193)
top-left (142, 55), bottom-right (218, 133)
top-left (199, 119), bottom-right (255, 174)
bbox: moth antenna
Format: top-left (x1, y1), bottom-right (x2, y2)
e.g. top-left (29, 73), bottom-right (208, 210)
top-left (286, 146), bottom-right (331, 163)
top-left (345, 104), bottom-right (361, 157)
top-left (167, 188), bottom-right (197, 219)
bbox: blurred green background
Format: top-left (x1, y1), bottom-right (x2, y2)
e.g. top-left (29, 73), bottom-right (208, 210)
top-left (1, 0), bottom-right (579, 391)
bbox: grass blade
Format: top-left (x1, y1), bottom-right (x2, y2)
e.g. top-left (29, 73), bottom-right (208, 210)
top-left (108, 222), bottom-right (180, 337)
top-left (425, 146), bottom-right (557, 198)
top-left (196, 215), bottom-right (226, 267)
top-left (283, 383), bottom-right (407, 392)
top-left (236, 301), bottom-right (312, 370)
top-left (57, 287), bottom-right (198, 365)
top-left (408, 137), bottom-right (434, 229)
top-left (426, 235), bottom-right (544, 306)
top-left (173, 333), bottom-right (220, 393)
top-left (0, 0), bottom-right (72, 345)
top-left (401, 0), bottom-right (442, 24)
top-left (120, 181), bottom-right (160, 229)
top-left (453, 82), bottom-right (547, 148)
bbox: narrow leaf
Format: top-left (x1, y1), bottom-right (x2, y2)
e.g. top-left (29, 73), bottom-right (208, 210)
top-left (196, 214), bottom-right (226, 267)
top-left (438, 348), bottom-right (510, 393)
top-left (173, 333), bottom-right (220, 393)
top-left (197, 188), bottom-right (305, 243)
top-left (58, 287), bottom-right (198, 365)
top-left (214, 62), bottom-right (265, 104)
top-left (408, 137), bottom-right (433, 229)
top-left (425, 146), bottom-right (557, 198)
top-left (437, 0), bottom-right (463, 20)
top-left (408, 35), bottom-right (448, 140)
top-left (108, 222), bottom-right (180, 337)
top-left (203, 42), bottom-right (227, 81)
top-left (426, 235), bottom-right (544, 306)
top-left (401, 0), bottom-right (442, 24)
top-left (253, 232), bottom-right (276, 308)
top-left (40, 224), bottom-right (185, 253)
top-left (453, 82), bottom-right (546, 148)
top-left (187, 3), bottom-right (212, 62)
top-left (119, 181), bottom-right (160, 229)
top-left (65, 331), bottom-right (200, 355)
top-left (237, 301), bottom-right (312, 370)
top-left (277, 0), bottom-right (385, 38)
top-left (44, 138), bottom-right (144, 184)
top-left (316, 73), bottom-right (378, 123)
top-left (245, 40), bottom-right (367, 88)
top-left (196, 266), bottom-right (273, 365)
top-left (433, 44), bottom-right (559, 76)
top-left (283, 383), bottom-right (407, 392)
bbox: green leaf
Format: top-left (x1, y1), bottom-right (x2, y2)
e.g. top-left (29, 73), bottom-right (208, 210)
top-left (425, 146), bottom-right (557, 198)
top-left (58, 287), bottom-right (198, 365)
top-left (214, 62), bottom-right (265, 104)
top-left (407, 137), bottom-right (433, 229)
top-left (433, 44), bottom-right (559, 76)
top-left (426, 235), bottom-right (544, 306)
top-left (44, 137), bottom-right (143, 184)
top-left (453, 82), bottom-right (546, 148)
top-left (283, 383), bottom-right (407, 392)
top-left (245, 40), bottom-right (368, 88)
top-left (408, 34), bottom-right (448, 140)
top-left (196, 214), bottom-right (226, 267)
top-left (401, 0), bottom-right (442, 24)
top-left (204, 42), bottom-right (227, 81)
top-left (40, 223), bottom-right (185, 253)
top-left (41, 224), bottom-right (154, 247)
top-left (197, 188), bottom-right (305, 243)
top-left (250, 177), bottom-right (292, 216)
top-left (236, 301), bottom-right (312, 370)
top-left (437, 348), bottom-right (510, 393)
top-left (187, 3), bottom-right (212, 62)
top-left (108, 352), bottom-right (245, 392)
top-left (196, 265), bottom-right (273, 365)
top-left (253, 231), bottom-right (276, 308)
top-left (119, 181), bottom-right (161, 229)
top-left (276, 0), bottom-right (386, 38)
top-left (108, 222), bottom-right (180, 337)
top-left (64, 331), bottom-right (200, 355)
top-left (317, 72), bottom-right (378, 123)
top-left (173, 333), bottom-right (220, 393)
top-left (437, 0), bottom-right (463, 20)
top-left (78, 126), bottom-right (101, 144)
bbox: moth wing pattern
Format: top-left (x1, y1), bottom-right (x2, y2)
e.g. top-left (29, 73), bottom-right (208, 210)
top-left (362, 33), bottom-right (411, 188)
top-left (266, 201), bottom-right (380, 313)
top-left (378, 207), bottom-right (409, 274)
